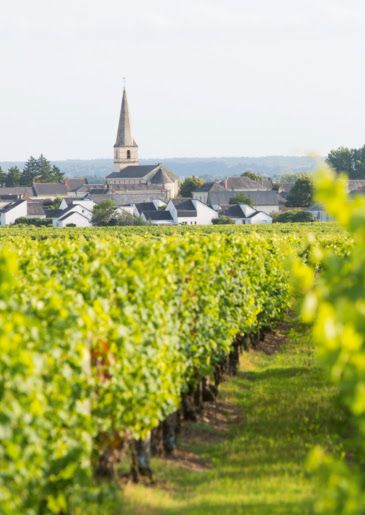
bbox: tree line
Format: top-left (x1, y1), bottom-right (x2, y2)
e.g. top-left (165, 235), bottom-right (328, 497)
top-left (0, 155), bottom-right (64, 187)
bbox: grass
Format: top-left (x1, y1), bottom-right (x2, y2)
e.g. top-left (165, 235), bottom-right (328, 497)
top-left (121, 321), bottom-right (345, 515)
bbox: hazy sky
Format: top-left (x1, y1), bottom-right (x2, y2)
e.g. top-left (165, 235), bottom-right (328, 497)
top-left (2, 0), bottom-right (365, 160)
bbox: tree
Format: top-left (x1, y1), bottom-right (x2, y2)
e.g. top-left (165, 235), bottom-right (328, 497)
top-left (327, 145), bottom-right (365, 179)
top-left (20, 155), bottom-right (64, 186)
top-left (0, 166), bottom-right (7, 186)
top-left (286, 176), bottom-right (313, 207)
top-left (273, 210), bottom-right (313, 223)
top-left (92, 200), bottom-right (116, 226)
top-left (5, 166), bottom-right (22, 187)
top-left (212, 216), bottom-right (234, 225)
top-left (36, 154), bottom-right (64, 183)
top-left (110, 211), bottom-right (148, 226)
top-left (229, 193), bottom-right (253, 206)
top-left (240, 171), bottom-right (262, 182)
top-left (179, 176), bottom-right (204, 198)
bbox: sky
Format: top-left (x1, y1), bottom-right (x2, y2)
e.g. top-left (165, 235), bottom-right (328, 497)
top-left (1, 0), bottom-right (365, 160)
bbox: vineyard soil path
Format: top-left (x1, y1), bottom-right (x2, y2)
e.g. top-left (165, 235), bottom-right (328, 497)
top-left (122, 319), bottom-right (344, 515)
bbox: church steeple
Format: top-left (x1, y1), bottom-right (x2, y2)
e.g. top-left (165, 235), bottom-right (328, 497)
top-left (114, 86), bottom-right (139, 170)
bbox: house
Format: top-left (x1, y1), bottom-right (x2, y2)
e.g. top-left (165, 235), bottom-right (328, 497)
top-left (59, 198), bottom-right (96, 212)
top-left (219, 204), bottom-right (272, 224)
top-left (52, 203), bottom-right (93, 228)
top-left (192, 177), bottom-right (271, 204)
top-left (166, 199), bottom-right (218, 225)
top-left (0, 199), bottom-right (27, 225)
top-left (209, 190), bottom-right (280, 215)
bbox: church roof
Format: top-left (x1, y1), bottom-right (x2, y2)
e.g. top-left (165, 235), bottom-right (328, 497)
top-left (106, 165), bottom-right (159, 179)
top-left (114, 88), bottom-right (137, 148)
top-left (150, 168), bottom-right (172, 185)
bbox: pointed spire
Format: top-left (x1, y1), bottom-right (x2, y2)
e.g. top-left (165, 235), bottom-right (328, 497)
top-left (114, 87), bottom-right (136, 147)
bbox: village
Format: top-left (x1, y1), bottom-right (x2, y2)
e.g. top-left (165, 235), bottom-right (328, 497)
top-left (1, 87), bottom-right (365, 227)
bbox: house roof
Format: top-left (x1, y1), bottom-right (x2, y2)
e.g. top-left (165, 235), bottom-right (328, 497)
top-left (209, 190), bottom-right (279, 206)
top-left (143, 210), bottom-right (173, 221)
top-left (0, 199), bottom-right (25, 213)
top-left (223, 177), bottom-right (270, 190)
top-left (134, 202), bottom-right (157, 213)
top-left (106, 165), bottom-right (158, 179)
top-left (33, 183), bottom-right (68, 196)
top-left (27, 202), bottom-right (46, 217)
top-left (171, 199), bottom-right (195, 210)
top-left (45, 209), bottom-right (65, 218)
top-left (65, 178), bottom-right (87, 192)
top-left (220, 205), bottom-right (245, 218)
top-left (0, 187), bottom-right (33, 197)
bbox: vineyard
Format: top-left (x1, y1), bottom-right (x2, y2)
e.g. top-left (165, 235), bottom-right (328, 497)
top-left (0, 212), bottom-right (356, 514)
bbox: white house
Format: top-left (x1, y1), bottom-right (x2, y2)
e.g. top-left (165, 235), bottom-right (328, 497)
top-left (219, 204), bottom-right (272, 224)
top-left (53, 204), bottom-right (93, 227)
top-left (0, 200), bottom-right (27, 225)
top-left (166, 199), bottom-right (218, 225)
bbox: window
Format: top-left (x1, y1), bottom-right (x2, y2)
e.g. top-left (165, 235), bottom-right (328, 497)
top-left (127, 150), bottom-right (131, 160)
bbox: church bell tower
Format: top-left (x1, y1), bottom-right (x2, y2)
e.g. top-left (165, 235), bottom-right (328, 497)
top-left (113, 86), bottom-right (139, 170)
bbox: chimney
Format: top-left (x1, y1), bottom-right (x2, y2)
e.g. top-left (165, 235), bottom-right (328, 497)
top-left (224, 178), bottom-right (228, 190)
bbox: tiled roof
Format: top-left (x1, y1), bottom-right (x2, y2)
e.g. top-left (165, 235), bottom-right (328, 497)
top-left (106, 165), bottom-right (158, 179)
top-left (134, 202), bottom-right (157, 213)
top-left (223, 177), bottom-right (270, 190)
top-left (0, 187), bottom-right (33, 197)
top-left (143, 210), bottom-right (173, 221)
top-left (27, 202), bottom-right (46, 216)
top-left (209, 190), bottom-right (279, 206)
top-left (33, 183), bottom-right (68, 196)
top-left (65, 178), bottom-right (87, 192)
top-left (171, 199), bottom-right (195, 210)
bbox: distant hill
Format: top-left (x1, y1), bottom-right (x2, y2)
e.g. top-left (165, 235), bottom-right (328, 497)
top-left (0, 156), bottom-right (324, 181)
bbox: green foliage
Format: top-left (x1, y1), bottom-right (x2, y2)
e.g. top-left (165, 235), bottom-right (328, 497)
top-left (0, 166), bottom-right (7, 186)
top-left (327, 145), bottom-right (365, 179)
top-left (240, 171), bottom-right (262, 182)
top-left (295, 166), bottom-right (365, 513)
top-left (14, 217), bottom-right (52, 227)
top-left (92, 202), bottom-right (146, 226)
top-left (0, 221), bottom-right (351, 513)
top-left (274, 210), bottom-right (313, 223)
top-left (229, 193), bottom-right (253, 206)
top-left (0, 226), bottom-right (299, 513)
top-left (20, 154), bottom-right (64, 185)
top-left (91, 200), bottom-right (116, 226)
top-left (179, 176), bottom-right (204, 198)
top-left (5, 166), bottom-right (22, 187)
top-left (212, 215), bottom-right (234, 225)
top-left (286, 175), bottom-right (313, 207)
